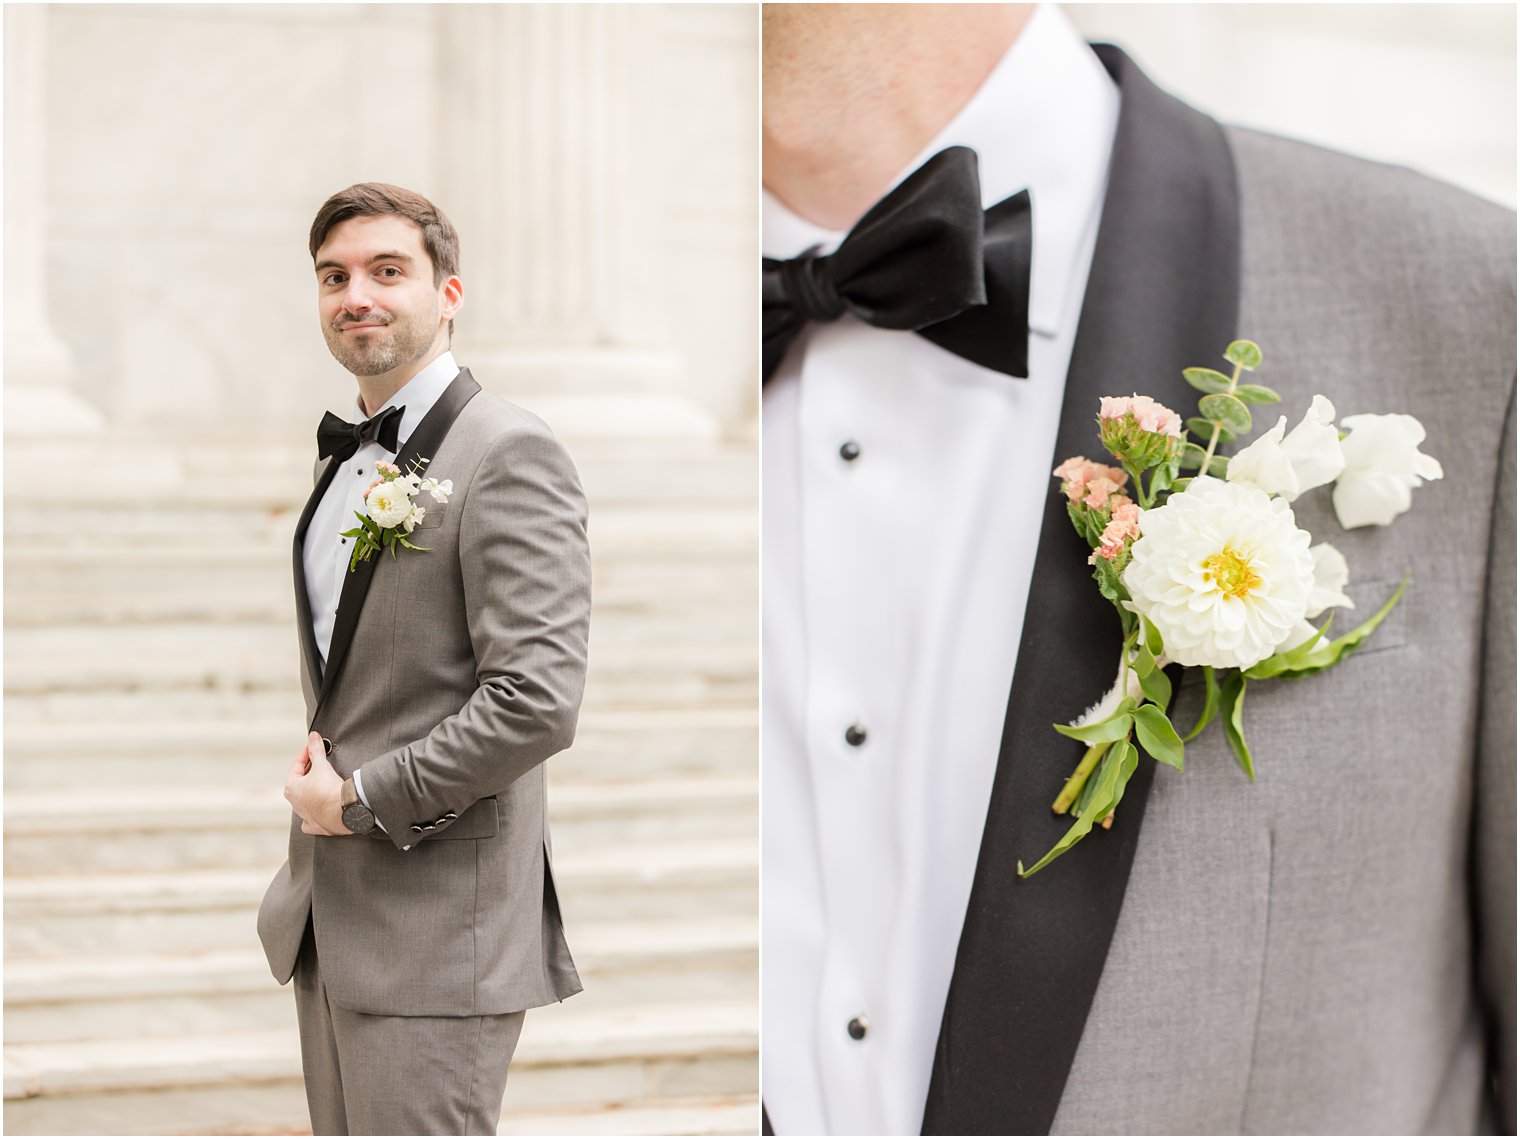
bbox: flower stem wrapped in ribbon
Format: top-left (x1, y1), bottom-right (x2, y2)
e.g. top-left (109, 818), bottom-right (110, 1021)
top-left (1017, 340), bottom-right (1441, 877)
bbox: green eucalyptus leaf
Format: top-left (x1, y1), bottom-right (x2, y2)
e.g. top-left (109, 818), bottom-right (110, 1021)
top-left (1198, 393), bottom-right (1252, 437)
top-left (1183, 665), bottom-right (1220, 741)
top-left (1224, 339), bottom-right (1263, 371)
top-left (1139, 664), bottom-right (1172, 711)
top-left (1220, 670), bottom-right (1254, 780)
top-left (1182, 367), bottom-right (1233, 394)
top-left (1178, 443), bottom-right (1208, 471)
top-left (1205, 455), bottom-right (1231, 479)
top-left (1054, 710), bottom-right (1134, 745)
top-left (1187, 417), bottom-right (1235, 444)
top-left (1133, 703), bottom-right (1184, 770)
top-left (1234, 384), bottom-right (1281, 405)
top-left (1017, 740), bottom-right (1140, 877)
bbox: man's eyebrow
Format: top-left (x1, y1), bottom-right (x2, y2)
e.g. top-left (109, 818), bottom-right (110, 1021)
top-left (314, 251), bottom-right (417, 274)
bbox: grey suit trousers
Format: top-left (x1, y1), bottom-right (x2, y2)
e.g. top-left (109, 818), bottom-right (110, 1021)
top-left (294, 922), bottom-right (526, 1136)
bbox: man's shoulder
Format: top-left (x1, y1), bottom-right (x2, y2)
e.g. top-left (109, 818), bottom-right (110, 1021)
top-left (1226, 124), bottom-right (1515, 302)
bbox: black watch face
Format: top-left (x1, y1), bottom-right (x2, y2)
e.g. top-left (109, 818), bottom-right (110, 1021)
top-left (343, 802), bottom-right (376, 834)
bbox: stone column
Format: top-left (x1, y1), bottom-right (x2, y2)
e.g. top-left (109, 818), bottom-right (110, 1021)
top-left (3, 5), bottom-right (105, 437)
top-left (435, 4), bottom-right (715, 440)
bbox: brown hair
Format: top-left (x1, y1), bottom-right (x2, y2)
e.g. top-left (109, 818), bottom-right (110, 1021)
top-left (309, 183), bottom-right (461, 333)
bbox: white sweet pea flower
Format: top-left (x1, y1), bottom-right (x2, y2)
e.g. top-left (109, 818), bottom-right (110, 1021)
top-left (1332, 413), bottom-right (1443, 529)
top-left (403, 471), bottom-right (423, 493)
top-left (1123, 477), bottom-right (1315, 670)
top-left (365, 481), bottom-right (413, 529)
top-left (1226, 395), bottom-right (1344, 501)
top-left (421, 477), bottom-right (454, 504)
top-left (1305, 542), bottom-right (1354, 620)
top-left (403, 503), bottom-right (426, 533)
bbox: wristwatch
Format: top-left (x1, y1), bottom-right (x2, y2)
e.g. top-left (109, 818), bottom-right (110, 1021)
top-left (340, 776), bottom-right (377, 835)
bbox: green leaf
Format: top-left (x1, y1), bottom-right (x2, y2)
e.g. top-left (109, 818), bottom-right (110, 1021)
top-left (1017, 741), bottom-right (1140, 877)
top-left (1133, 703), bottom-right (1185, 770)
top-left (1205, 455), bottom-right (1231, 478)
top-left (1182, 367), bottom-right (1233, 394)
top-left (1234, 384), bottom-right (1281, 405)
top-left (1187, 416), bottom-right (1235, 444)
top-left (1177, 443), bottom-right (1208, 471)
top-left (1220, 670), bottom-right (1254, 780)
top-left (1183, 666), bottom-right (1220, 741)
top-left (1273, 579), bottom-right (1409, 680)
top-left (1139, 664), bottom-right (1172, 711)
top-left (1054, 709), bottom-right (1134, 745)
top-left (1224, 339), bottom-right (1263, 371)
top-left (1198, 393), bottom-right (1252, 437)
top-left (1140, 615), bottom-right (1163, 657)
top-left (1134, 639), bottom-right (1156, 678)
top-left (1244, 615), bottom-right (1336, 679)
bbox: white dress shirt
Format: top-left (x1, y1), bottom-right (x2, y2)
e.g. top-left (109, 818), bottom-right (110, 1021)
top-left (303, 349), bottom-right (459, 816)
top-left (760, 7), bottom-right (1119, 1134)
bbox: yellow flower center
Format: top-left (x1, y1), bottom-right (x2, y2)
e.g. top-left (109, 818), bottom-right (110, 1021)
top-left (1202, 546), bottom-right (1262, 600)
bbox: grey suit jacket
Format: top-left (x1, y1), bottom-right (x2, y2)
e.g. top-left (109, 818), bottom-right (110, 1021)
top-left (922, 47), bottom-right (1515, 1135)
top-left (257, 369), bottom-right (590, 1018)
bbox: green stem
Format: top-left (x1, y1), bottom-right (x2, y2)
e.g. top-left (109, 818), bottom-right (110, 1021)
top-left (1052, 741), bottom-right (1110, 814)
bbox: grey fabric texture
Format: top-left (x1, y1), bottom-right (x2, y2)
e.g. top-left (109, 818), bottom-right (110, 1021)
top-left (1047, 130), bottom-right (1515, 1134)
top-left (258, 388), bottom-right (590, 1018)
top-left (294, 924), bottom-right (526, 1135)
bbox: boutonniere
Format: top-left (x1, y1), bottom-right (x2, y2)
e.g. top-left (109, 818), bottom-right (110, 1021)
top-left (339, 457), bottom-right (454, 572)
top-left (1019, 340), bottom-right (1443, 876)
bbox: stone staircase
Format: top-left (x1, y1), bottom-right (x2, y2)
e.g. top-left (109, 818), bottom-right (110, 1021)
top-left (2, 427), bottom-right (760, 1136)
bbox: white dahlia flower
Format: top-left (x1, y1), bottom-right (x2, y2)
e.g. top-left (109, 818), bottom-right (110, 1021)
top-left (1123, 478), bottom-right (1316, 670)
top-left (364, 480), bottom-right (414, 529)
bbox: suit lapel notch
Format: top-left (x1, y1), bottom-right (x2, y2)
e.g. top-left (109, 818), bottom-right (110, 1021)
top-left (922, 46), bottom-right (1242, 1135)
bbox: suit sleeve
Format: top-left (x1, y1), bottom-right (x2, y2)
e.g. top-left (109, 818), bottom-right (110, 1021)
top-left (1474, 379), bottom-right (1515, 1133)
top-left (356, 421), bottom-right (592, 850)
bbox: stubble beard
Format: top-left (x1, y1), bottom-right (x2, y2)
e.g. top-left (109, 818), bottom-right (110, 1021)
top-left (323, 300), bottom-right (439, 378)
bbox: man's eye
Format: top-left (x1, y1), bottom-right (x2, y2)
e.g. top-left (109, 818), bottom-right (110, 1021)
top-left (378, 267), bottom-right (401, 278)
top-left (323, 273), bottom-right (345, 286)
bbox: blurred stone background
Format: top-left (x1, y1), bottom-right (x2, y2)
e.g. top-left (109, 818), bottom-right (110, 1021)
top-left (1065, 3), bottom-right (1516, 208)
top-left (4, 4), bottom-right (758, 1135)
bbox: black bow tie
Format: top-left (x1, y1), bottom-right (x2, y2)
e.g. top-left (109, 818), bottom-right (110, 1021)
top-left (316, 404), bottom-right (405, 462)
top-left (762, 146), bottom-right (1032, 383)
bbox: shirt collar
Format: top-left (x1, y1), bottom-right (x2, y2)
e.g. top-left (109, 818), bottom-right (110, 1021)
top-left (761, 3), bottom-right (1118, 337)
top-left (354, 350), bottom-right (459, 448)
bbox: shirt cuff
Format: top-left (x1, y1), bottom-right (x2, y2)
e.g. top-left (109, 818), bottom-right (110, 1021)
top-left (351, 768), bottom-right (387, 834)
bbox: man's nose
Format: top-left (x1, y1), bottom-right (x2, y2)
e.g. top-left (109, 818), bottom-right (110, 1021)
top-left (340, 282), bottom-right (375, 317)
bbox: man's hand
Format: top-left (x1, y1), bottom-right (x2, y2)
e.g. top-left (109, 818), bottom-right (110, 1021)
top-left (284, 731), bottom-right (351, 836)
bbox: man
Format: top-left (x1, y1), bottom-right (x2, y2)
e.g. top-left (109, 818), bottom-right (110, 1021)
top-left (256, 183), bottom-right (591, 1135)
top-left (761, 5), bottom-right (1514, 1134)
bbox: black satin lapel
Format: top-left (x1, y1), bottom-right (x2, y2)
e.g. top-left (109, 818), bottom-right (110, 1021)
top-left (293, 456), bottom-right (340, 694)
top-left (309, 368), bottom-right (483, 726)
top-left (921, 46), bottom-right (1240, 1136)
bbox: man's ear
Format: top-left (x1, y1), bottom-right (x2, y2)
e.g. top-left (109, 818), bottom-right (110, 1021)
top-left (440, 275), bottom-right (463, 324)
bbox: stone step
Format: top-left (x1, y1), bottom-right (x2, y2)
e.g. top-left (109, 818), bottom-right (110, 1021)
top-left (500, 1095), bottom-right (759, 1136)
top-left (2, 999), bottom-right (758, 1135)
top-left (22, 441), bottom-right (757, 509)
top-left (3, 778), bottom-right (758, 874)
top-left (2, 707), bottom-right (757, 787)
top-left (2, 505), bottom-right (758, 558)
top-left (4, 622), bottom-right (756, 696)
top-left (4, 553), bottom-right (757, 628)
top-left (4, 916), bottom-right (757, 1044)
top-left (4, 840), bottom-right (757, 956)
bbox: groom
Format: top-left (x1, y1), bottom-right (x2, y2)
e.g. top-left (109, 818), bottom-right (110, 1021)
top-left (762, 4), bottom-right (1514, 1135)
top-left (257, 182), bottom-right (591, 1135)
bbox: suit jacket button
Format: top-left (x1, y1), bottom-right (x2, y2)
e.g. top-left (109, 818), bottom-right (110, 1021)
top-left (422, 824), bottom-right (436, 831)
top-left (410, 825), bottom-right (423, 833)
top-left (444, 812), bottom-right (458, 820)
top-left (844, 723), bottom-right (868, 747)
top-left (847, 1016), bottom-right (869, 1040)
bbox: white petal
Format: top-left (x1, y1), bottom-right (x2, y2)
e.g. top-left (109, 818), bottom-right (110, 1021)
top-left (1278, 394), bottom-right (1345, 499)
top-left (1305, 543), bottom-right (1354, 619)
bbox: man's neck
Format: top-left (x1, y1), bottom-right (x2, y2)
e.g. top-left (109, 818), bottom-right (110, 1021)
top-left (354, 343), bottom-right (450, 418)
top-left (762, 3), bottom-right (1033, 231)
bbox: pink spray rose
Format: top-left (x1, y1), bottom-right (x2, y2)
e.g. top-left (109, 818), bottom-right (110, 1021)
top-left (1092, 500), bottom-right (1142, 561)
top-left (1052, 457), bottom-right (1129, 508)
